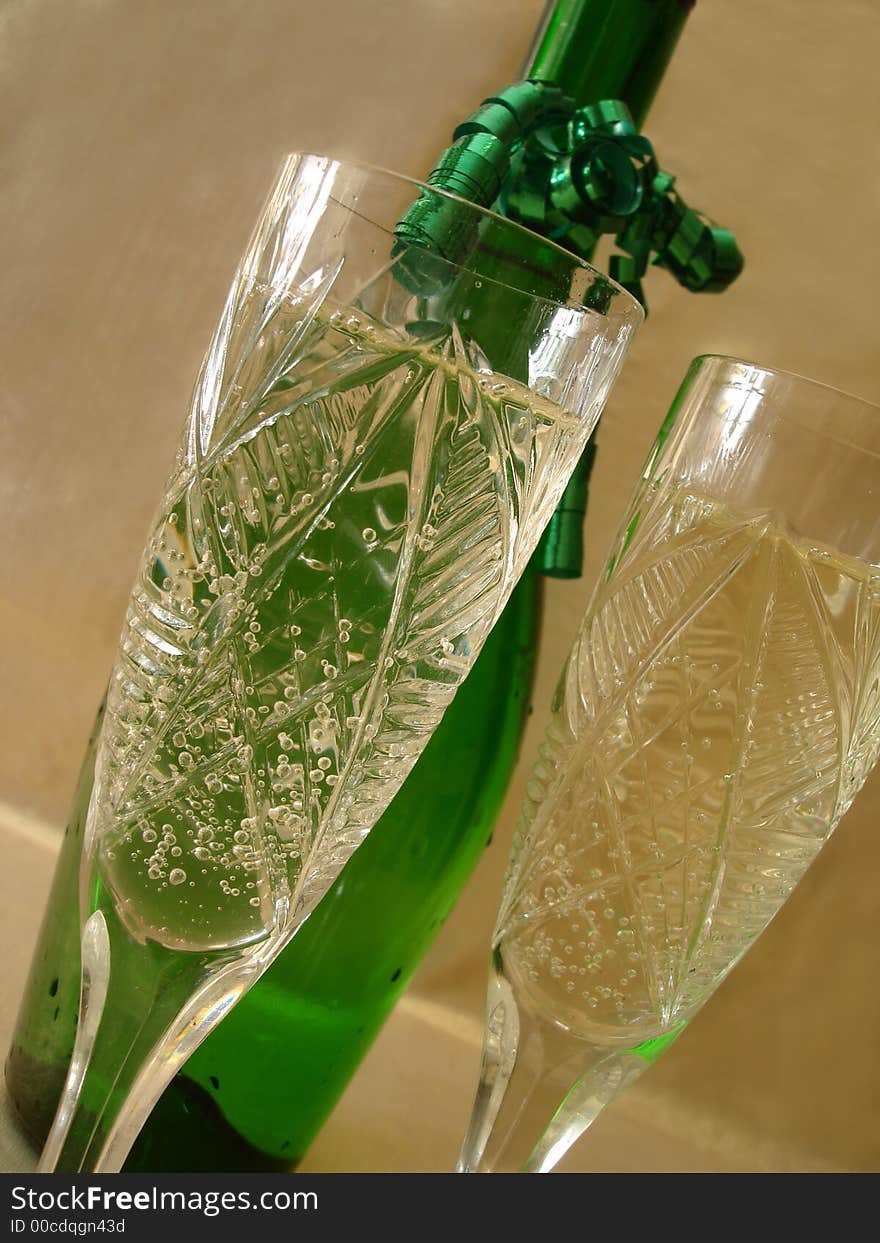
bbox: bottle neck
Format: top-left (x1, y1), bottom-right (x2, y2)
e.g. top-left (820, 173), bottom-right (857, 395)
top-left (526, 0), bottom-right (694, 578)
top-left (523, 0), bottom-right (694, 124)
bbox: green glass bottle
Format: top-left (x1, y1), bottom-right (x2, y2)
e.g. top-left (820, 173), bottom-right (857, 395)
top-left (7, 0), bottom-right (693, 1170)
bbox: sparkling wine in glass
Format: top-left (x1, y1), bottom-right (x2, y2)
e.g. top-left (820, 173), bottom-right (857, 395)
top-left (459, 356), bottom-right (880, 1172)
top-left (34, 153), bottom-right (641, 1172)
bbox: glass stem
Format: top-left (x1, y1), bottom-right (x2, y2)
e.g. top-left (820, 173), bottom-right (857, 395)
top-left (37, 894), bottom-right (266, 1173)
top-left (457, 953), bottom-right (647, 1173)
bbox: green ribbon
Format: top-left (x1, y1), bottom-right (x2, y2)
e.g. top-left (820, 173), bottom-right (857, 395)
top-left (398, 81), bottom-right (743, 310)
top-left (395, 81), bottom-right (744, 576)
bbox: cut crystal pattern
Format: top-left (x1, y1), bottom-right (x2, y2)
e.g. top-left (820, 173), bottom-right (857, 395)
top-left (89, 241), bottom-right (609, 952)
top-left (498, 489), bottom-right (880, 1040)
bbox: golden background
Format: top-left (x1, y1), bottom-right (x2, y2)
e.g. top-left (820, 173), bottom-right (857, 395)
top-left (1, 0), bottom-right (877, 1170)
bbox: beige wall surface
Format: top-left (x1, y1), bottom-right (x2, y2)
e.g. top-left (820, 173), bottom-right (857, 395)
top-left (1, 0), bottom-right (878, 1169)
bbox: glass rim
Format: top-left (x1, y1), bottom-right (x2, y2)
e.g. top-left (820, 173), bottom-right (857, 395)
top-left (283, 150), bottom-right (645, 320)
top-left (691, 352), bottom-right (880, 415)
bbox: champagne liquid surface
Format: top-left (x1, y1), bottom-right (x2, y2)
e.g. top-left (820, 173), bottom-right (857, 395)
top-left (500, 488), bottom-right (880, 1041)
top-left (96, 294), bottom-right (583, 951)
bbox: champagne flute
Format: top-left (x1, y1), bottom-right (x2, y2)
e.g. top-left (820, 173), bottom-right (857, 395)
top-left (460, 355), bottom-right (880, 1172)
top-left (34, 153), bottom-right (641, 1172)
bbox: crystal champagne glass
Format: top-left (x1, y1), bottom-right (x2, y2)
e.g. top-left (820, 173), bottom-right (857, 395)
top-left (35, 153), bottom-right (642, 1172)
top-left (460, 356), bottom-right (880, 1172)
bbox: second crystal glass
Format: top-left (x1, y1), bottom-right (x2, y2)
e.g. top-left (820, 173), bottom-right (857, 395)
top-left (460, 355), bottom-right (880, 1172)
top-left (28, 153), bottom-right (642, 1171)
